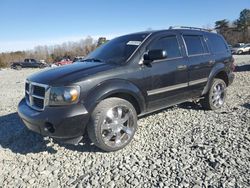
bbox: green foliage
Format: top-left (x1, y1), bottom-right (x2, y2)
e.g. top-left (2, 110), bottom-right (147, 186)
top-left (236, 9), bottom-right (250, 29)
top-left (215, 9), bottom-right (250, 44)
top-left (215, 19), bottom-right (229, 30)
top-left (97, 37), bottom-right (107, 47)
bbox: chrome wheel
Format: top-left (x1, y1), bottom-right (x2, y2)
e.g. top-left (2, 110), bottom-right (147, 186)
top-left (101, 106), bottom-right (135, 148)
top-left (211, 83), bottom-right (225, 108)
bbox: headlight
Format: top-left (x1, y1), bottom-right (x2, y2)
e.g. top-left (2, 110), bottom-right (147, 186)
top-left (49, 86), bottom-right (80, 106)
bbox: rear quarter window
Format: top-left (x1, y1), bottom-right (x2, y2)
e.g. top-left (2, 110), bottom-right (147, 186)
top-left (183, 35), bottom-right (209, 56)
top-left (207, 34), bottom-right (228, 54)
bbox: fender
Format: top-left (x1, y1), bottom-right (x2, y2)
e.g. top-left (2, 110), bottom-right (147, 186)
top-left (202, 63), bottom-right (226, 95)
top-left (84, 79), bottom-right (146, 114)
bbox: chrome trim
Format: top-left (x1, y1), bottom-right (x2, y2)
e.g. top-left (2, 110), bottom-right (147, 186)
top-left (147, 82), bottom-right (188, 96)
top-left (147, 78), bottom-right (208, 96)
top-left (187, 53), bottom-right (210, 57)
top-left (139, 56), bottom-right (184, 65)
top-left (31, 94), bottom-right (45, 99)
top-left (189, 78), bottom-right (208, 86)
top-left (25, 80), bottom-right (49, 111)
top-left (151, 56), bottom-right (184, 63)
top-left (181, 35), bottom-right (211, 57)
top-left (27, 81), bottom-right (49, 89)
top-left (127, 33), bottom-right (152, 63)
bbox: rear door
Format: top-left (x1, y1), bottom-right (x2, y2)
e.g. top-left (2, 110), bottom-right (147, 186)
top-left (181, 32), bottom-right (213, 97)
top-left (143, 33), bottom-right (189, 111)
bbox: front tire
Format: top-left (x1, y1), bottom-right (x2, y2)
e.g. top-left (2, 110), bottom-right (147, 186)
top-left (87, 97), bottom-right (138, 152)
top-left (201, 78), bottom-right (227, 110)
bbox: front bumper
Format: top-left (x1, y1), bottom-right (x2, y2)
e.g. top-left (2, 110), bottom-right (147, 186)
top-left (18, 98), bottom-right (90, 142)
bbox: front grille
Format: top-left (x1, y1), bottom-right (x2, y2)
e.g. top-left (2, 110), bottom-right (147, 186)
top-left (33, 97), bottom-right (44, 109)
top-left (25, 82), bottom-right (29, 91)
top-left (25, 81), bottom-right (48, 111)
top-left (33, 85), bottom-right (45, 97)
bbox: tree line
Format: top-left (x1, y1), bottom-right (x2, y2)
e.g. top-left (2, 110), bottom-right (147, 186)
top-left (0, 36), bottom-right (107, 68)
top-left (215, 9), bottom-right (250, 45)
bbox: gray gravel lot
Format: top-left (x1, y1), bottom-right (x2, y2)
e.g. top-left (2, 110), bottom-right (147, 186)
top-left (0, 55), bottom-right (250, 187)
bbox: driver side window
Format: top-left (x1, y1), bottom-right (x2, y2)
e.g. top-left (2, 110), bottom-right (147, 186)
top-left (149, 36), bottom-right (181, 59)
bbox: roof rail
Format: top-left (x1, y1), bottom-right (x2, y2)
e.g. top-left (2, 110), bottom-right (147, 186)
top-left (169, 26), bottom-right (216, 33)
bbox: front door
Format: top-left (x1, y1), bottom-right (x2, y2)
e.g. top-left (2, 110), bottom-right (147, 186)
top-left (143, 33), bottom-right (189, 112)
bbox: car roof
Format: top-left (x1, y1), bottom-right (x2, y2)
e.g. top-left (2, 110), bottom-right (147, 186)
top-left (126, 28), bottom-right (214, 37)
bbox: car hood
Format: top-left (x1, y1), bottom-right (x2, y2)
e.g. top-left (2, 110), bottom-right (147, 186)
top-left (28, 62), bottom-right (116, 85)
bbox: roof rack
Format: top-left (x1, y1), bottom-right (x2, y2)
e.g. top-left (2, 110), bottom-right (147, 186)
top-left (169, 26), bottom-right (216, 33)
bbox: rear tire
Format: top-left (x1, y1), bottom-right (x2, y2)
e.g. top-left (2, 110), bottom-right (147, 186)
top-left (200, 78), bottom-right (227, 110)
top-left (87, 97), bottom-right (138, 152)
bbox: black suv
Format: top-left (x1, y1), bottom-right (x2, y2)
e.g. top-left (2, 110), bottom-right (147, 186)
top-left (18, 27), bottom-right (235, 151)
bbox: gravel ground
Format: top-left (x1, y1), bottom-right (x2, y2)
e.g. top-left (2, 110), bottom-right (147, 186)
top-left (0, 55), bottom-right (249, 187)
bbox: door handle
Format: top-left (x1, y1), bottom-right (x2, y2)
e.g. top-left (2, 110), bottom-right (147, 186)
top-left (177, 65), bottom-right (187, 70)
top-left (209, 60), bottom-right (215, 65)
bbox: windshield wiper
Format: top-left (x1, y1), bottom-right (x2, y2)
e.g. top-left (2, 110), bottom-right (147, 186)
top-left (81, 58), bottom-right (104, 62)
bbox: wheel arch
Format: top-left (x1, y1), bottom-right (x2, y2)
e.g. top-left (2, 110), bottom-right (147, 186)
top-left (84, 79), bottom-right (146, 115)
top-left (202, 63), bottom-right (229, 95)
top-left (214, 71), bottom-right (229, 86)
top-left (104, 92), bottom-right (141, 115)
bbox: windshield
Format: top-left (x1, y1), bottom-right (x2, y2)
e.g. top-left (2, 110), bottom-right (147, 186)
top-left (85, 33), bottom-right (149, 64)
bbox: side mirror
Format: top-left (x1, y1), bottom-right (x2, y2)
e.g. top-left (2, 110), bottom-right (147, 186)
top-left (143, 49), bottom-right (167, 63)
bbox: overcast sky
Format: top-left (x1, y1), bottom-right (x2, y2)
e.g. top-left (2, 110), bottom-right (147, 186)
top-left (0, 0), bottom-right (249, 52)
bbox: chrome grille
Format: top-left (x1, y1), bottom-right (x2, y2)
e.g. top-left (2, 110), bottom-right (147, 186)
top-left (25, 81), bottom-right (48, 111)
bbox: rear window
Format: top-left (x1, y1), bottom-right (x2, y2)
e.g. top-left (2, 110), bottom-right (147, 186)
top-left (183, 35), bottom-right (208, 55)
top-left (207, 34), bottom-right (228, 54)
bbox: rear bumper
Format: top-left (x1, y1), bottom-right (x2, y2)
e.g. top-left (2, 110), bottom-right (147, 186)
top-left (18, 98), bottom-right (90, 142)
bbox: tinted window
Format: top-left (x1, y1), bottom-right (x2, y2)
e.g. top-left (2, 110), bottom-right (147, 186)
top-left (233, 44), bottom-right (242, 48)
top-left (207, 34), bottom-right (228, 54)
top-left (149, 36), bottom-right (181, 58)
top-left (183, 35), bottom-right (208, 55)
